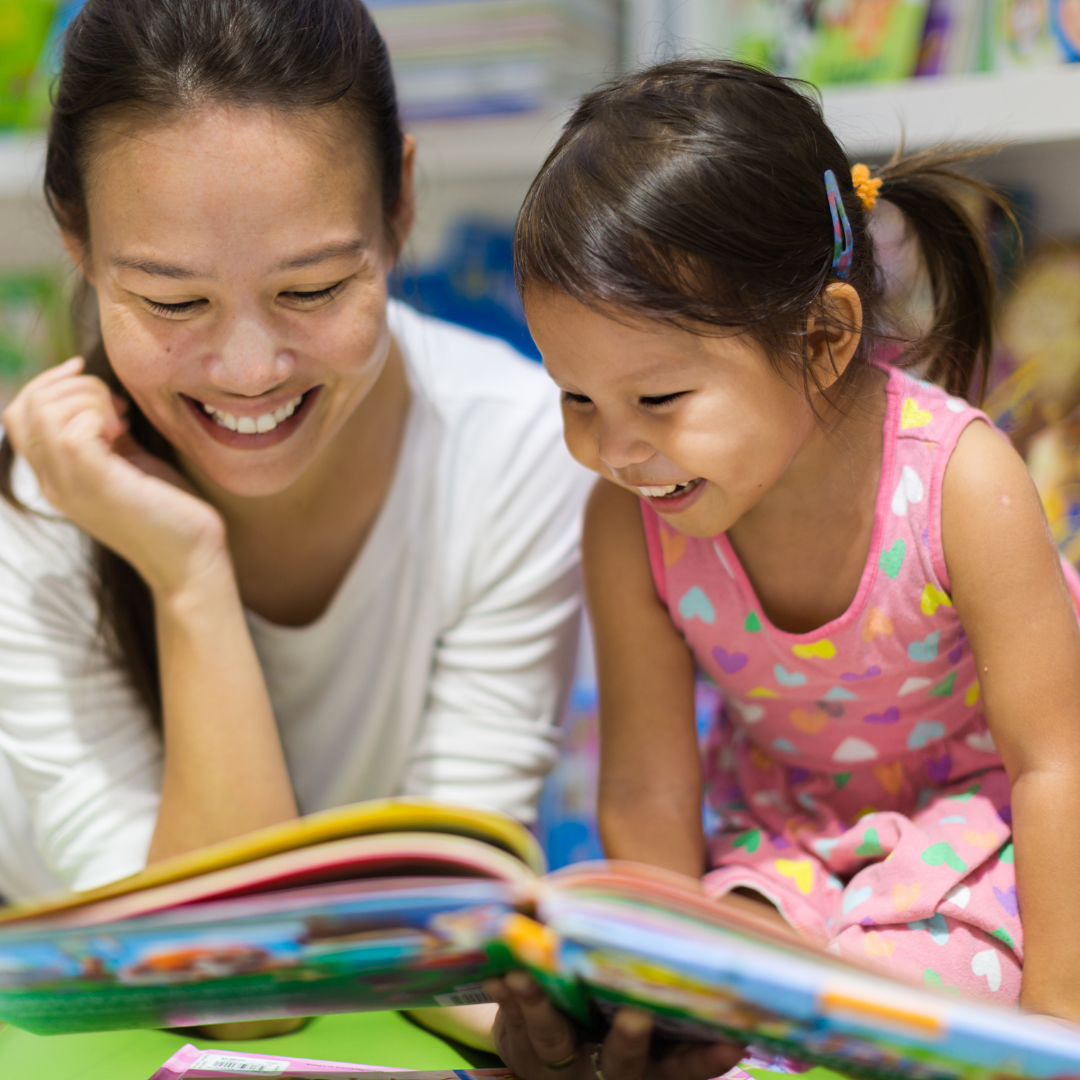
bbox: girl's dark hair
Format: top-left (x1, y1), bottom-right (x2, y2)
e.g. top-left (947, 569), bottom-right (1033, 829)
top-left (0, 0), bottom-right (404, 723)
top-left (515, 58), bottom-right (1005, 404)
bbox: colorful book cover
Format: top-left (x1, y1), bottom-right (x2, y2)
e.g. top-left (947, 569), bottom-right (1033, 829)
top-left (4, 800), bottom-right (1080, 1080)
top-left (793, 0), bottom-right (933, 83)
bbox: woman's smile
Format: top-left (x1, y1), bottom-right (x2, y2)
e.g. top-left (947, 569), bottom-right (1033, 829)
top-left (182, 387), bottom-right (320, 449)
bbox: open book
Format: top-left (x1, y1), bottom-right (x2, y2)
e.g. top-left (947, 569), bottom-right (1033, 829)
top-left (1, 798), bottom-right (1079, 1080)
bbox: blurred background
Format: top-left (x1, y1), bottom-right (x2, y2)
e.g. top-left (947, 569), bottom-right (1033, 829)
top-left (1, 0), bottom-right (1079, 868)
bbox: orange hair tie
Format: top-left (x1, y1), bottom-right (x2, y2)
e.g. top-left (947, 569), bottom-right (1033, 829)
top-left (851, 163), bottom-right (882, 211)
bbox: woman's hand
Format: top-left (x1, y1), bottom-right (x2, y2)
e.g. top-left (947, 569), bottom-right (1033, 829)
top-left (486, 973), bottom-right (744, 1080)
top-left (3, 357), bottom-right (226, 597)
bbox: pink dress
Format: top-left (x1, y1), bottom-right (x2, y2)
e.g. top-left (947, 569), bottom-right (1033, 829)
top-left (641, 366), bottom-right (1080, 1005)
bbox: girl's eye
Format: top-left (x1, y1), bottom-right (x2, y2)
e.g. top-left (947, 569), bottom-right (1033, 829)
top-left (640, 392), bottom-right (686, 407)
top-left (562, 391), bottom-right (592, 406)
top-left (281, 282), bottom-right (345, 305)
top-left (144, 298), bottom-right (206, 318)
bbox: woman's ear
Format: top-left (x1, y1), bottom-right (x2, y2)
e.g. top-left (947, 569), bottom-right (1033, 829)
top-left (388, 135), bottom-right (417, 257)
top-left (806, 282), bottom-right (863, 392)
top-left (60, 229), bottom-right (93, 284)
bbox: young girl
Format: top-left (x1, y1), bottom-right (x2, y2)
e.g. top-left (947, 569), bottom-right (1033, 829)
top-left (504, 58), bottom-right (1080, 1040)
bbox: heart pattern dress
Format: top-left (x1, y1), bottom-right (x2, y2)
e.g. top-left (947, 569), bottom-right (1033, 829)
top-left (640, 365), bottom-right (1080, 1003)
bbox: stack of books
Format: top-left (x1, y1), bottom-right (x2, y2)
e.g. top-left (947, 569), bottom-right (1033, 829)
top-left (369, 0), bottom-right (619, 121)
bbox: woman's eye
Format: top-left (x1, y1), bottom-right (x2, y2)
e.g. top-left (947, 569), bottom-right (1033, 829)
top-left (282, 282), bottom-right (345, 305)
top-left (640, 392), bottom-right (686, 408)
top-left (144, 298), bottom-right (206, 318)
top-left (562, 391), bottom-right (592, 406)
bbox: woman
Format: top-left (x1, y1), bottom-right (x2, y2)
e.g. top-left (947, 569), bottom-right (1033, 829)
top-left (0, 0), bottom-right (588, 902)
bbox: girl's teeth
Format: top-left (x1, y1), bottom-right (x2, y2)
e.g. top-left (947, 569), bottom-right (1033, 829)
top-left (203, 395), bottom-right (303, 434)
top-left (638, 484), bottom-right (680, 497)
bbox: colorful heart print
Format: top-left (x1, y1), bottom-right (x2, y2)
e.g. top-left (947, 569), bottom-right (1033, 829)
top-left (901, 397), bottom-right (933, 429)
top-left (879, 539), bottom-right (906, 579)
top-left (792, 639), bottom-right (836, 660)
top-left (789, 708), bottom-right (829, 734)
top-left (772, 736), bottom-right (800, 755)
top-left (773, 664), bottom-right (808, 687)
top-left (898, 676), bottom-right (932, 696)
top-left (833, 736), bottom-right (879, 763)
top-left (928, 671), bottom-right (956, 697)
top-left (677, 585), bottom-right (715, 623)
top-left (863, 931), bottom-right (896, 958)
top-left (926, 754), bottom-right (953, 782)
top-left (728, 698), bottom-right (765, 724)
top-left (863, 706), bottom-right (900, 724)
top-left (841, 665), bottom-right (881, 682)
top-left (907, 912), bottom-right (949, 945)
top-left (908, 630), bottom-right (941, 663)
top-left (744, 611), bottom-right (763, 632)
top-left (993, 885), bottom-right (1019, 918)
top-left (921, 842), bottom-right (967, 873)
top-left (962, 829), bottom-right (1001, 850)
top-left (775, 858), bottom-right (814, 895)
top-left (891, 464), bottom-right (925, 516)
top-left (822, 685), bottom-right (859, 701)
top-left (943, 883), bottom-right (971, 909)
top-left (908, 720), bottom-right (946, 750)
top-left (971, 949), bottom-right (1002, 992)
top-left (862, 607), bottom-right (894, 642)
top-left (921, 583), bottom-right (953, 616)
top-left (891, 881), bottom-right (922, 912)
top-left (660, 527), bottom-right (687, 567)
top-left (732, 828), bottom-right (761, 853)
top-left (873, 760), bottom-right (904, 794)
top-left (712, 646), bottom-right (748, 674)
top-left (842, 884), bottom-right (873, 915)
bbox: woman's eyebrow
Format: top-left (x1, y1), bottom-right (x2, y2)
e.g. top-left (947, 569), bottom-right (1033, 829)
top-left (111, 239), bottom-right (368, 280)
top-left (276, 238), bottom-right (367, 271)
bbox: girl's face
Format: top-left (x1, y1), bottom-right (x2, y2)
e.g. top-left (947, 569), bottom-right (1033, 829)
top-left (527, 289), bottom-right (817, 539)
top-left (73, 105), bottom-right (413, 497)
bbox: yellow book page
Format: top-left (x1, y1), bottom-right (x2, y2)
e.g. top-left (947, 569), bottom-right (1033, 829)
top-left (0, 798), bottom-right (544, 924)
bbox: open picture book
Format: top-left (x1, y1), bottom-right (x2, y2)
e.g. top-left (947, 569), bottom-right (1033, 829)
top-left (1, 798), bottom-right (1079, 1080)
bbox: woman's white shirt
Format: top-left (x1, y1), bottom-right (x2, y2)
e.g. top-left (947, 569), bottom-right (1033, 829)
top-left (0, 302), bottom-right (591, 900)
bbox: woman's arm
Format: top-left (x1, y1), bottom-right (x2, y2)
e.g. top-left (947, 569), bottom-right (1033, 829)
top-left (585, 480), bottom-right (705, 878)
top-left (942, 420), bottom-right (1080, 1022)
top-left (3, 360), bottom-right (297, 866)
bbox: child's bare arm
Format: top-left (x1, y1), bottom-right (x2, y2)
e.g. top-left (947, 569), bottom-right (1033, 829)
top-left (584, 479), bottom-right (705, 877)
top-left (943, 420), bottom-right (1080, 1022)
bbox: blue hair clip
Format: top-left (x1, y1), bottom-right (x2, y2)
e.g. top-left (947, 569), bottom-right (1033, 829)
top-left (824, 169), bottom-right (853, 279)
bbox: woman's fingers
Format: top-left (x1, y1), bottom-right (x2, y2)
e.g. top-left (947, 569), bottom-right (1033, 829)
top-left (596, 1009), bottom-right (652, 1080)
top-left (652, 1037), bottom-right (746, 1080)
top-left (504, 970), bottom-right (581, 1068)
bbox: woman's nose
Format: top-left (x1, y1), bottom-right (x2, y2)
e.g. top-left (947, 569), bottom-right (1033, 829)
top-left (205, 316), bottom-right (291, 395)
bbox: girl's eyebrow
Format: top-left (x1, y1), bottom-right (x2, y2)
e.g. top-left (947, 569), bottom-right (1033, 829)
top-left (111, 239), bottom-right (368, 280)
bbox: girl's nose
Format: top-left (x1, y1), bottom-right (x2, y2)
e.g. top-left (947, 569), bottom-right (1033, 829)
top-left (597, 421), bottom-right (654, 472)
top-left (205, 316), bottom-right (292, 396)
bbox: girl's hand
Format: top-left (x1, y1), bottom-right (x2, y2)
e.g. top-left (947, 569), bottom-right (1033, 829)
top-left (3, 358), bottom-right (227, 597)
top-left (486, 973), bottom-right (744, 1080)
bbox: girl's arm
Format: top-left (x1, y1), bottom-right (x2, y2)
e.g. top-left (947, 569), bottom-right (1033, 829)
top-left (942, 420), bottom-right (1080, 1022)
top-left (584, 479), bottom-right (705, 877)
top-left (3, 360), bottom-right (297, 866)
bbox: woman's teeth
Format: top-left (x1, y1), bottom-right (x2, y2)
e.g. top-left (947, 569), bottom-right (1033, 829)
top-left (202, 395), bottom-right (303, 433)
top-left (638, 481), bottom-right (693, 497)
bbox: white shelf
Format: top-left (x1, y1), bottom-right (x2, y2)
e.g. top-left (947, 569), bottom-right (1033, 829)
top-left (408, 109), bottom-right (566, 182)
top-left (821, 66), bottom-right (1080, 157)
top-left (0, 132), bottom-right (45, 200)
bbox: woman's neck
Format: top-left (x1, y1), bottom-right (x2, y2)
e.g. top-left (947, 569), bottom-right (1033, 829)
top-left (187, 338), bottom-right (412, 626)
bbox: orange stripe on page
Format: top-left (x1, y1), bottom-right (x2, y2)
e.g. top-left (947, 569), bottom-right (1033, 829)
top-left (820, 992), bottom-right (942, 1036)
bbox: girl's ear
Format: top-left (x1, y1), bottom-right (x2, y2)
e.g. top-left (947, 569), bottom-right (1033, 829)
top-left (60, 230), bottom-right (93, 285)
top-left (806, 282), bottom-right (863, 392)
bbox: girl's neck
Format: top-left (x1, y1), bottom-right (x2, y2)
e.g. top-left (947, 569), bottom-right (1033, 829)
top-left (725, 364), bottom-right (889, 634)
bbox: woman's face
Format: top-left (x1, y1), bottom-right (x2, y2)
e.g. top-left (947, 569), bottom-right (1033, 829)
top-left (74, 105), bottom-right (413, 497)
top-left (527, 289), bottom-right (816, 539)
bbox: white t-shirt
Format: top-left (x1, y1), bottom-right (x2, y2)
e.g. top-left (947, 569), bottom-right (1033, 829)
top-left (0, 302), bottom-right (591, 900)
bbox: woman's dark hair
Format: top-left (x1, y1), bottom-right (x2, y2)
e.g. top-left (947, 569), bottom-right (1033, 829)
top-left (515, 58), bottom-right (1006, 404)
top-left (0, 0), bottom-right (404, 723)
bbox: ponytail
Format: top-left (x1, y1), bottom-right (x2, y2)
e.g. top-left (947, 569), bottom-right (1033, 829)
top-left (872, 147), bottom-right (1013, 402)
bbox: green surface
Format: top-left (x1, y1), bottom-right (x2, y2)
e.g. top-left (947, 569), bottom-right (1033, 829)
top-left (0, 1010), bottom-right (476, 1080)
